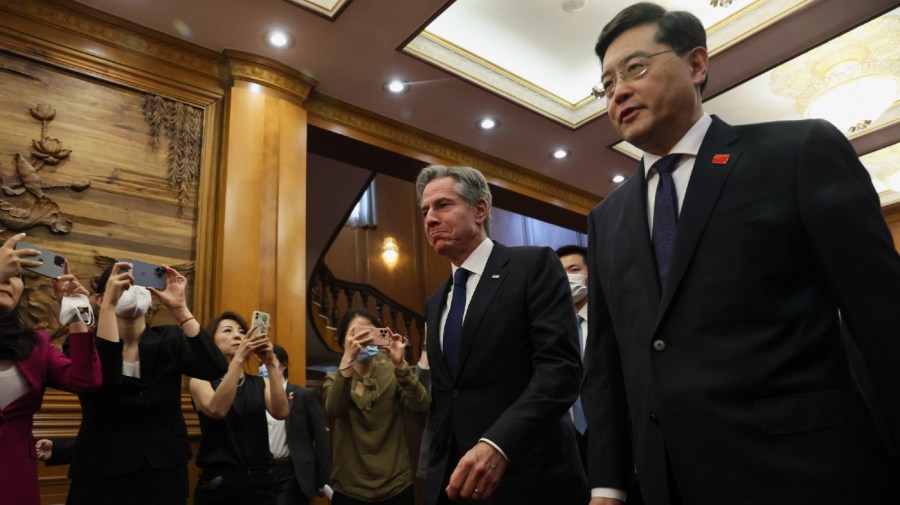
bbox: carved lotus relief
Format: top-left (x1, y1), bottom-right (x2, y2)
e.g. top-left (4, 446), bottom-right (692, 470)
top-left (0, 104), bottom-right (91, 234)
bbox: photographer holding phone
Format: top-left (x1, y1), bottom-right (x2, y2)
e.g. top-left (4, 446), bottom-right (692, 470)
top-left (0, 233), bottom-right (101, 505)
top-left (64, 262), bottom-right (228, 505)
top-left (189, 311), bottom-right (289, 505)
top-left (323, 308), bottom-right (429, 505)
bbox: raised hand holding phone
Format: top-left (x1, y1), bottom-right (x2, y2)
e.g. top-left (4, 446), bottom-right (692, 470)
top-left (12, 237), bottom-right (65, 279)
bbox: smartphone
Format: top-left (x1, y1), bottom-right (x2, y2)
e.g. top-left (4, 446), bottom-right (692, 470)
top-left (251, 310), bottom-right (270, 335)
top-left (369, 327), bottom-right (393, 347)
top-left (118, 258), bottom-right (167, 290)
top-left (14, 240), bottom-right (66, 278)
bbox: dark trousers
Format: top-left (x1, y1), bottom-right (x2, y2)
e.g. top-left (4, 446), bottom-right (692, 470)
top-left (67, 462), bottom-right (188, 505)
top-left (333, 485), bottom-right (415, 505)
top-left (270, 463), bottom-right (311, 505)
top-left (193, 467), bottom-right (275, 505)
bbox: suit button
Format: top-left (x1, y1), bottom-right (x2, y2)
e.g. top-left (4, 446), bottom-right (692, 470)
top-left (652, 339), bottom-right (667, 352)
top-left (451, 390), bottom-right (460, 399)
top-left (649, 414), bottom-right (659, 426)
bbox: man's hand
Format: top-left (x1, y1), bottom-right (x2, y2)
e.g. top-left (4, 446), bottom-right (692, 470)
top-left (446, 441), bottom-right (508, 501)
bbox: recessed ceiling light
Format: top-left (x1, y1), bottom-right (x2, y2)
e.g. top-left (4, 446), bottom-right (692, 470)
top-left (478, 117), bottom-right (499, 130)
top-left (264, 30), bottom-right (294, 49)
top-left (562, 0), bottom-right (587, 13)
top-left (385, 79), bottom-right (408, 94)
top-left (552, 149), bottom-right (570, 159)
top-left (612, 174), bottom-right (626, 183)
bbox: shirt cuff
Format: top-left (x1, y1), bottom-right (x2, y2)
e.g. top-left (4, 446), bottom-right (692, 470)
top-left (477, 438), bottom-right (509, 462)
top-left (591, 487), bottom-right (627, 501)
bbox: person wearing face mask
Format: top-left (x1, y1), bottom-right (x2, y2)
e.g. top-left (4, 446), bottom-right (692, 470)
top-left (555, 245), bottom-right (589, 464)
top-left (0, 233), bottom-right (101, 505)
top-left (322, 308), bottom-right (429, 505)
top-left (64, 261), bottom-right (229, 505)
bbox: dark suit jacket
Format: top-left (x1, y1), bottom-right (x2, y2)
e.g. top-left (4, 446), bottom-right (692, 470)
top-left (285, 382), bottom-right (331, 498)
top-left (585, 116), bottom-right (900, 505)
top-left (68, 326), bottom-right (228, 478)
top-left (423, 242), bottom-right (587, 505)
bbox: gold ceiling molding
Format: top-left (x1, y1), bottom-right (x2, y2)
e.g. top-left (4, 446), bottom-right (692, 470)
top-left (860, 143), bottom-right (900, 207)
top-left (403, 31), bottom-right (605, 130)
top-left (769, 15), bottom-right (900, 133)
top-left (223, 49), bottom-right (318, 103)
top-left (283, 0), bottom-right (352, 20)
top-left (306, 95), bottom-right (599, 214)
top-left (0, 0), bottom-right (225, 104)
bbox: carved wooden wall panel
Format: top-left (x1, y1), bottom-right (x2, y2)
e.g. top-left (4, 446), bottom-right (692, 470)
top-left (0, 50), bottom-right (202, 331)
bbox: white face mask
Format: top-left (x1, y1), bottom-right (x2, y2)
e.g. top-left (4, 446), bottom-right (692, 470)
top-left (59, 294), bottom-right (94, 326)
top-left (567, 273), bottom-right (587, 303)
top-left (115, 285), bottom-right (152, 319)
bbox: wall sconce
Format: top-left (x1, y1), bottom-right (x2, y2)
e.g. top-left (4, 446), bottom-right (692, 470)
top-left (382, 237), bottom-right (399, 266)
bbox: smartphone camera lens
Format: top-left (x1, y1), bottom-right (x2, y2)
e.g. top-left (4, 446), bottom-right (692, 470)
top-left (54, 255), bottom-right (65, 267)
top-left (154, 266), bottom-right (164, 276)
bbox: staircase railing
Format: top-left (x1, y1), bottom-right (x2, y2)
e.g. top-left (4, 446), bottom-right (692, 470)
top-left (308, 263), bottom-right (426, 362)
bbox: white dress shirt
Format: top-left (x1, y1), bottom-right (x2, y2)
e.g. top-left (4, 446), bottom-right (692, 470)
top-left (266, 381), bottom-right (290, 459)
top-left (644, 114), bottom-right (713, 234)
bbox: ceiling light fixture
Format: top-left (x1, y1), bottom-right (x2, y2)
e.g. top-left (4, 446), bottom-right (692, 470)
top-left (709, 0), bottom-right (734, 7)
top-left (384, 79), bottom-right (409, 94)
top-left (552, 149), bottom-right (570, 160)
top-left (264, 30), bottom-right (295, 49)
top-left (770, 15), bottom-right (900, 134)
top-left (478, 117), bottom-right (499, 130)
top-left (612, 175), bottom-right (626, 183)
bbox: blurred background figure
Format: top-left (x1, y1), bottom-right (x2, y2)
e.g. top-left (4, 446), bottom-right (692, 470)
top-left (264, 344), bottom-right (331, 505)
top-left (323, 308), bottom-right (428, 505)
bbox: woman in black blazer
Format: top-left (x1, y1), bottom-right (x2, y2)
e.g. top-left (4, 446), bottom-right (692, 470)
top-left (66, 262), bottom-right (229, 505)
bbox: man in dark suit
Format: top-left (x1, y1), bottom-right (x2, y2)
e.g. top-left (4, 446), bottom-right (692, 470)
top-left (416, 165), bottom-right (587, 505)
top-left (583, 4), bottom-right (900, 505)
top-left (266, 344), bottom-right (331, 505)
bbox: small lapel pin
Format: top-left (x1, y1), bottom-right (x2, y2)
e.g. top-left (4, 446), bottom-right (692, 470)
top-left (712, 153), bottom-right (730, 165)
top-left (491, 274), bottom-right (500, 279)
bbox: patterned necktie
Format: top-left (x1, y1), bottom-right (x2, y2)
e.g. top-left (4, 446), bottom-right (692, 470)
top-left (572, 314), bottom-right (587, 434)
top-left (651, 154), bottom-right (683, 287)
top-left (443, 268), bottom-right (470, 374)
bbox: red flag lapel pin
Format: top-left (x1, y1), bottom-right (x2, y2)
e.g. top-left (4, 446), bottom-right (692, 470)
top-left (712, 153), bottom-right (730, 165)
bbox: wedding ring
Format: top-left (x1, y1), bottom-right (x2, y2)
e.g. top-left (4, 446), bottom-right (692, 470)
top-left (474, 489), bottom-right (481, 494)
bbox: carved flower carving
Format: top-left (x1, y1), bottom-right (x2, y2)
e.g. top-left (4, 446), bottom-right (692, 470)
top-left (31, 137), bottom-right (71, 165)
top-left (29, 104), bottom-right (57, 122)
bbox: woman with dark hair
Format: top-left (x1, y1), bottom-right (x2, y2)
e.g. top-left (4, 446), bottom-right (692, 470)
top-left (0, 233), bottom-right (101, 505)
top-left (189, 311), bottom-right (289, 505)
top-left (65, 260), bottom-right (229, 505)
top-left (323, 308), bottom-right (429, 505)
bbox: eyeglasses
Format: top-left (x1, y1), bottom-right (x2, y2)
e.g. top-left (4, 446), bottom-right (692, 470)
top-left (591, 49), bottom-right (681, 99)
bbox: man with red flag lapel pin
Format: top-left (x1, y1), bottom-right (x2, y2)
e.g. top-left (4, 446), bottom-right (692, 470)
top-left (583, 3), bottom-right (900, 505)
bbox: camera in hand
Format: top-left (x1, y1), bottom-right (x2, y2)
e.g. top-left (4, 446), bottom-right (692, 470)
top-left (370, 327), bottom-right (393, 347)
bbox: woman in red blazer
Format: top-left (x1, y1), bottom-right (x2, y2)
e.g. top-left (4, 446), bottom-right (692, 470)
top-left (0, 233), bottom-right (102, 505)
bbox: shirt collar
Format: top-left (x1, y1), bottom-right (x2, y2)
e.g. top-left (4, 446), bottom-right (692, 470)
top-left (643, 113), bottom-right (712, 178)
top-left (452, 238), bottom-right (493, 279)
top-left (577, 304), bottom-right (588, 322)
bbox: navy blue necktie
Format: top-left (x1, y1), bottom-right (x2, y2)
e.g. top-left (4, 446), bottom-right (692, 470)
top-left (443, 268), bottom-right (469, 374)
top-left (572, 315), bottom-right (587, 434)
top-left (651, 154), bottom-right (683, 287)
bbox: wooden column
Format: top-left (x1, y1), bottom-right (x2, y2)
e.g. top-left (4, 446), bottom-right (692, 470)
top-left (218, 51), bottom-right (315, 384)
